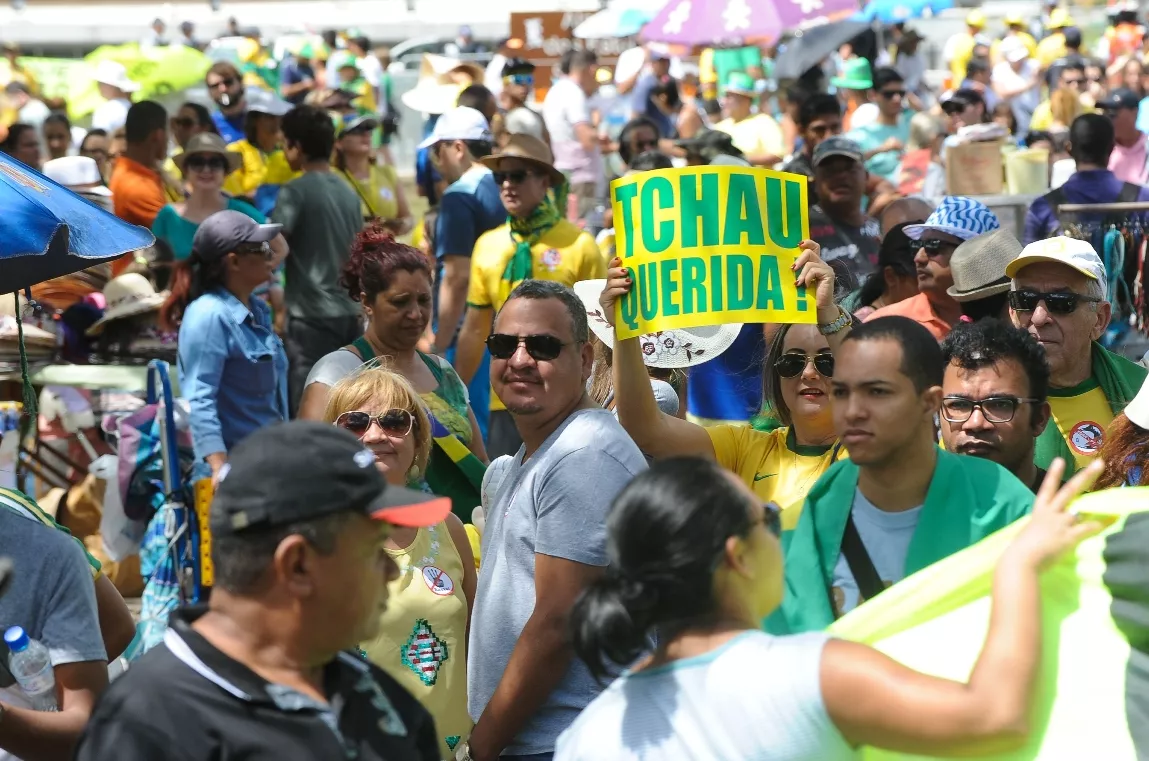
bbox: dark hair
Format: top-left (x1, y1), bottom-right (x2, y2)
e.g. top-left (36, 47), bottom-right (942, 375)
top-left (1063, 27), bottom-right (1083, 49)
top-left (179, 101), bottom-right (217, 132)
top-left (618, 116), bottom-right (661, 164)
top-left (940, 319), bottom-right (1050, 421)
top-left (457, 84), bottom-right (496, 119)
top-left (651, 77), bottom-right (681, 113)
top-left (351, 35), bottom-right (371, 52)
top-left (1069, 113), bottom-right (1115, 166)
top-left (856, 222), bottom-right (917, 308)
top-left (212, 512), bottom-right (350, 594)
top-left (628, 150), bottom-right (674, 173)
top-left (341, 221), bottom-right (432, 303)
top-left (964, 56), bottom-right (990, 79)
top-left (762, 323), bottom-right (800, 426)
top-left (561, 49), bottom-right (597, 75)
top-left (798, 93), bottom-right (841, 128)
top-left (42, 111), bottom-right (71, 134)
top-left (206, 60), bottom-right (241, 83)
top-left (1096, 413), bottom-right (1149, 489)
top-left (959, 292), bottom-right (1009, 321)
top-left (872, 66), bottom-right (905, 90)
top-left (79, 128), bottom-right (108, 152)
top-left (570, 458), bottom-right (756, 681)
top-left (281, 104), bottom-right (336, 161)
top-left (992, 101), bottom-right (1018, 134)
top-left (501, 280), bottom-right (589, 343)
top-left (159, 235), bottom-right (232, 330)
top-left (1023, 129), bottom-right (1054, 148)
top-left (0, 123), bottom-right (35, 155)
top-left (124, 100), bottom-right (168, 144)
top-left (843, 315), bottom-right (943, 393)
top-left (1061, 59), bottom-right (1087, 75)
top-left (785, 85), bottom-right (812, 110)
top-left (502, 57), bottom-right (535, 78)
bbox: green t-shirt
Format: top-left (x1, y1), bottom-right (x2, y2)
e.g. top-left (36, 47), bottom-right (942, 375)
top-left (271, 171), bottom-right (363, 319)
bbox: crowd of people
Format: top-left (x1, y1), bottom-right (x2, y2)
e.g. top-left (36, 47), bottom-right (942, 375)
top-left (0, 8), bottom-right (1147, 761)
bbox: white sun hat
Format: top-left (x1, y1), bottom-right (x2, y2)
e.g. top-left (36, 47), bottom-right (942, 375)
top-left (1125, 375), bottom-right (1149, 430)
top-left (573, 279), bottom-right (742, 369)
top-left (93, 60), bottom-right (141, 93)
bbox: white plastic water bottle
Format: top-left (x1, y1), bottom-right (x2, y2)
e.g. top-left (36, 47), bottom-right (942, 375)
top-left (5, 627), bottom-right (57, 711)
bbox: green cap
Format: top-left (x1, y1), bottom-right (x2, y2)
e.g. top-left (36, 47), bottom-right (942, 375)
top-left (830, 57), bottom-right (873, 91)
top-left (725, 71), bottom-right (757, 97)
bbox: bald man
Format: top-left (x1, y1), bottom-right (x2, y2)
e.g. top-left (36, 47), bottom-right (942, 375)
top-left (879, 197), bottom-right (935, 236)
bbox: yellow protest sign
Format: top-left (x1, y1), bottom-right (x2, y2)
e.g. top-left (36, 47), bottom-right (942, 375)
top-left (611, 165), bottom-right (814, 341)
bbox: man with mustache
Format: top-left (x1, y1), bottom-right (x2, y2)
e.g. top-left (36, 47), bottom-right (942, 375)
top-left (940, 319), bottom-right (1053, 493)
top-left (806, 137), bottom-right (883, 295)
top-left (204, 62), bottom-right (248, 145)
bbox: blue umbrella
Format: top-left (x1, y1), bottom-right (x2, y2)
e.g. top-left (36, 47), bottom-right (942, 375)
top-left (854, 0), bottom-right (953, 24)
top-left (0, 151), bottom-right (154, 294)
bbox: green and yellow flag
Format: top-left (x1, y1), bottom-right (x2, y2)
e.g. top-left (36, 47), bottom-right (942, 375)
top-left (831, 487), bottom-right (1149, 760)
top-left (67, 44), bottom-right (212, 120)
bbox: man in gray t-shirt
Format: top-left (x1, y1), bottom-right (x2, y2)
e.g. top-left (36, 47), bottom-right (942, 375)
top-left (464, 281), bottom-right (646, 761)
top-left (0, 508), bottom-right (107, 760)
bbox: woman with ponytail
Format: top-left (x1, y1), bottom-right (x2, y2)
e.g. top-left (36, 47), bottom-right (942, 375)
top-left (160, 209), bottom-right (288, 486)
top-left (558, 456), bottom-right (1104, 760)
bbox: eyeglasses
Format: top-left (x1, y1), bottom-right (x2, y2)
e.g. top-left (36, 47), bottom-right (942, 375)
top-left (171, 117), bottom-right (195, 128)
top-left (336, 409), bottom-right (416, 438)
top-left (879, 89), bottom-right (906, 99)
top-left (752, 502), bottom-right (782, 537)
top-left (185, 155), bottom-right (229, 172)
top-left (492, 170), bottom-right (537, 186)
top-left (208, 77), bottom-right (236, 89)
top-left (909, 238), bottom-right (956, 257)
top-left (234, 241), bottom-right (273, 260)
top-left (486, 333), bottom-right (568, 361)
top-left (774, 352), bottom-right (834, 379)
top-left (941, 396), bottom-right (1040, 424)
top-left (1008, 289), bottom-right (1101, 315)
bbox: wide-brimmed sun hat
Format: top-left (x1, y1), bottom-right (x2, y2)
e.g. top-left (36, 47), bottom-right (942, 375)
top-left (173, 133), bottom-right (242, 175)
top-left (573, 280), bottom-right (742, 369)
top-left (86, 274), bottom-right (168, 336)
top-left (93, 60), bottom-right (140, 93)
top-left (479, 133), bottom-right (566, 187)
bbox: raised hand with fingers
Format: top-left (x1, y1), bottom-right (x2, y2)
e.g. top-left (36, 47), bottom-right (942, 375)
top-left (1006, 458), bottom-right (1106, 572)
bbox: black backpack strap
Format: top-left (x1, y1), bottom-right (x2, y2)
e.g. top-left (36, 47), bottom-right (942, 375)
top-left (839, 514), bottom-right (887, 607)
top-left (1043, 186), bottom-right (1068, 215)
top-left (1119, 182), bottom-right (1142, 203)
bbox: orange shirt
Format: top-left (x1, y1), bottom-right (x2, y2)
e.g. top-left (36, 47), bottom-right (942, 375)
top-left (109, 156), bottom-right (168, 275)
top-left (865, 292), bottom-right (954, 341)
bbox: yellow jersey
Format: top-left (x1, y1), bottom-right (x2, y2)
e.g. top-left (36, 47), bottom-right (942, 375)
top-left (1036, 32), bottom-right (1067, 69)
top-left (468, 218), bottom-right (605, 410)
top-left (707, 425), bottom-right (842, 530)
top-left (1028, 99), bottom-right (1097, 131)
top-left (948, 33), bottom-right (978, 83)
top-left (221, 139), bottom-right (301, 216)
top-left (1048, 379), bottom-right (1113, 471)
top-left (336, 163), bottom-right (400, 221)
top-left (715, 114), bottom-right (785, 160)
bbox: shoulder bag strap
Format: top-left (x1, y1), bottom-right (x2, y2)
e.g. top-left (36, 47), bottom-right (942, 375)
top-left (839, 513), bottom-right (887, 608)
top-left (340, 168), bottom-right (379, 219)
top-left (1119, 182), bottom-right (1142, 203)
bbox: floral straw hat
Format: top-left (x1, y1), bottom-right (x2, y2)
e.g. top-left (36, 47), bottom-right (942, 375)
top-left (573, 280), bottom-right (742, 369)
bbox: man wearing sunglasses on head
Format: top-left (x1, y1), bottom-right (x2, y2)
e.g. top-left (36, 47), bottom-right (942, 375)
top-left (462, 280), bottom-right (646, 761)
top-left (452, 134), bottom-right (603, 458)
top-left (1006, 236), bottom-right (1147, 475)
top-left (499, 58), bottom-right (548, 145)
top-left (867, 196), bottom-right (1001, 341)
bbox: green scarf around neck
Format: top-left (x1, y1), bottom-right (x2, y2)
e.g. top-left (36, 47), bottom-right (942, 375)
top-left (500, 180), bottom-right (569, 303)
top-left (1034, 343), bottom-right (1148, 476)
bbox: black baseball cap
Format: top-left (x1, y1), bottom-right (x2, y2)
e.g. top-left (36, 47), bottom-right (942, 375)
top-left (1099, 87), bottom-right (1141, 111)
top-left (191, 210), bottom-right (281, 262)
top-left (210, 421), bottom-right (450, 537)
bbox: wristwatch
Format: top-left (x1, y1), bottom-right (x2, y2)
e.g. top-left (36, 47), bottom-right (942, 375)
top-left (818, 305), bottom-right (853, 336)
top-left (455, 741), bottom-right (475, 761)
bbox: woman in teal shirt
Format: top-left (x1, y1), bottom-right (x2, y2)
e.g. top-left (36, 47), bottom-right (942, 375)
top-left (151, 132), bottom-right (288, 261)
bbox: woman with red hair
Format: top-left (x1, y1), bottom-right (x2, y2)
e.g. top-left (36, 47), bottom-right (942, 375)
top-left (1094, 375), bottom-right (1149, 489)
top-left (298, 221), bottom-right (487, 515)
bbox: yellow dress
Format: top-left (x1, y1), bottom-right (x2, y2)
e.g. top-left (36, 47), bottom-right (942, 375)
top-left (361, 522), bottom-right (471, 759)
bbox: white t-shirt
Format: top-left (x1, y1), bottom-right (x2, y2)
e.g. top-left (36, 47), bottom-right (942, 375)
top-left (91, 98), bottom-right (131, 134)
top-left (542, 77), bottom-right (603, 189)
top-left (555, 631), bottom-right (857, 761)
top-left (848, 102), bottom-right (880, 130)
top-left (830, 488), bottom-right (922, 617)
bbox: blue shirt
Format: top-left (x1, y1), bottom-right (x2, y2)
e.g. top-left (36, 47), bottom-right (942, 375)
top-left (847, 111), bottom-right (912, 182)
top-left (686, 324), bottom-right (765, 423)
top-left (1024, 169), bottom-right (1149, 244)
top-left (211, 109), bottom-right (245, 146)
top-left (178, 288), bottom-right (288, 460)
top-left (630, 74), bottom-right (674, 137)
top-left (279, 57), bottom-right (314, 105)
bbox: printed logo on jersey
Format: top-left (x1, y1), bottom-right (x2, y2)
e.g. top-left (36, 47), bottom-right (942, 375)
top-left (542, 248), bottom-right (562, 269)
top-left (1068, 421), bottom-right (1104, 456)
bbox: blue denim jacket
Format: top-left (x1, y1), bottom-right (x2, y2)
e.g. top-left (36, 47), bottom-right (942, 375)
top-left (178, 288), bottom-right (288, 461)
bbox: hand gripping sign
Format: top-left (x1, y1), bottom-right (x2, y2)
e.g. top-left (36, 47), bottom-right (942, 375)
top-left (610, 165), bottom-right (815, 340)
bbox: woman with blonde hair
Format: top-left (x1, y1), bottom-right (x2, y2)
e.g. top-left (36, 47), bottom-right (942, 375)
top-left (1048, 88), bottom-right (1081, 135)
top-left (323, 366), bottom-right (476, 760)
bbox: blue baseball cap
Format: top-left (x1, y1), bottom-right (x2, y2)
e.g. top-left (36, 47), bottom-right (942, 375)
top-left (904, 196), bottom-right (1000, 242)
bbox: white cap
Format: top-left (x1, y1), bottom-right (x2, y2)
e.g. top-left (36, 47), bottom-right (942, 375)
top-left (417, 106), bottom-right (491, 150)
top-left (999, 36), bottom-right (1029, 63)
top-left (42, 156), bottom-right (112, 196)
top-left (1006, 236), bottom-right (1107, 281)
top-left (1127, 376), bottom-right (1149, 429)
top-left (93, 60), bottom-right (140, 93)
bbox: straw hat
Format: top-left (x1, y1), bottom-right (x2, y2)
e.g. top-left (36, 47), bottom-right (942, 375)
top-left (573, 280), bottom-right (742, 369)
top-left (479, 133), bottom-right (566, 187)
top-left (946, 228), bottom-right (1022, 303)
top-left (173, 133), bottom-right (242, 175)
top-left (86, 274), bottom-right (168, 336)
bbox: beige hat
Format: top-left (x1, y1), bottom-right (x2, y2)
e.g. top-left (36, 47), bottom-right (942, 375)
top-left (1126, 376), bottom-right (1149, 429)
top-left (479, 133), bottom-right (565, 187)
top-left (173, 133), bottom-right (242, 175)
top-left (86, 274), bottom-right (168, 336)
top-left (947, 228), bottom-right (1023, 302)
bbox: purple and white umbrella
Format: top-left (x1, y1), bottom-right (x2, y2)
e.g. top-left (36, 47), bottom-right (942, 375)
top-left (641, 0), bottom-right (860, 45)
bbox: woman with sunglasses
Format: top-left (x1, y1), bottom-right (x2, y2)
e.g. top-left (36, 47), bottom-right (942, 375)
top-left (300, 223), bottom-right (488, 515)
top-left (598, 242), bottom-right (845, 529)
top-left (556, 456), bottom-right (1102, 760)
top-left (334, 115), bottom-right (413, 234)
top-left (164, 101), bottom-right (216, 177)
top-left (152, 133), bottom-right (288, 262)
top-left (323, 367), bottom-right (476, 760)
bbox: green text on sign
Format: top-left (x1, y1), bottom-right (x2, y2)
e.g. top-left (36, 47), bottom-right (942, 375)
top-left (611, 165), bottom-right (815, 340)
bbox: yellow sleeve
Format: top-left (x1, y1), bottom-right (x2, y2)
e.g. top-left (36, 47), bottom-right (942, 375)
top-left (265, 151), bottom-right (301, 185)
top-left (222, 142), bottom-right (264, 197)
top-left (1029, 103), bottom-right (1052, 131)
top-left (465, 238), bottom-right (493, 308)
top-left (706, 424), bottom-right (748, 474)
top-left (579, 234), bottom-right (606, 280)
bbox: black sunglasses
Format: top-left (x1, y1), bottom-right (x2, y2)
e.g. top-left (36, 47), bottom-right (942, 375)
top-left (492, 170), bottom-right (537, 186)
top-left (185, 155), bottom-right (229, 171)
top-left (941, 100), bottom-right (971, 115)
top-left (774, 352), bottom-right (834, 379)
top-left (486, 333), bottom-right (568, 361)
top-left (335, 409), bottom-right (415, 438)
top-left (1008, 289), bottom-right (1102, 315)
top-left (880, 89), bottom-right (906, 99)
top-left (909, 238), bottom-right (955, 257)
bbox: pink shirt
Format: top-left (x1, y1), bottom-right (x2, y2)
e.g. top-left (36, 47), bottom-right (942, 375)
top-left (1109, 133), bottom-right (1149, 185)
